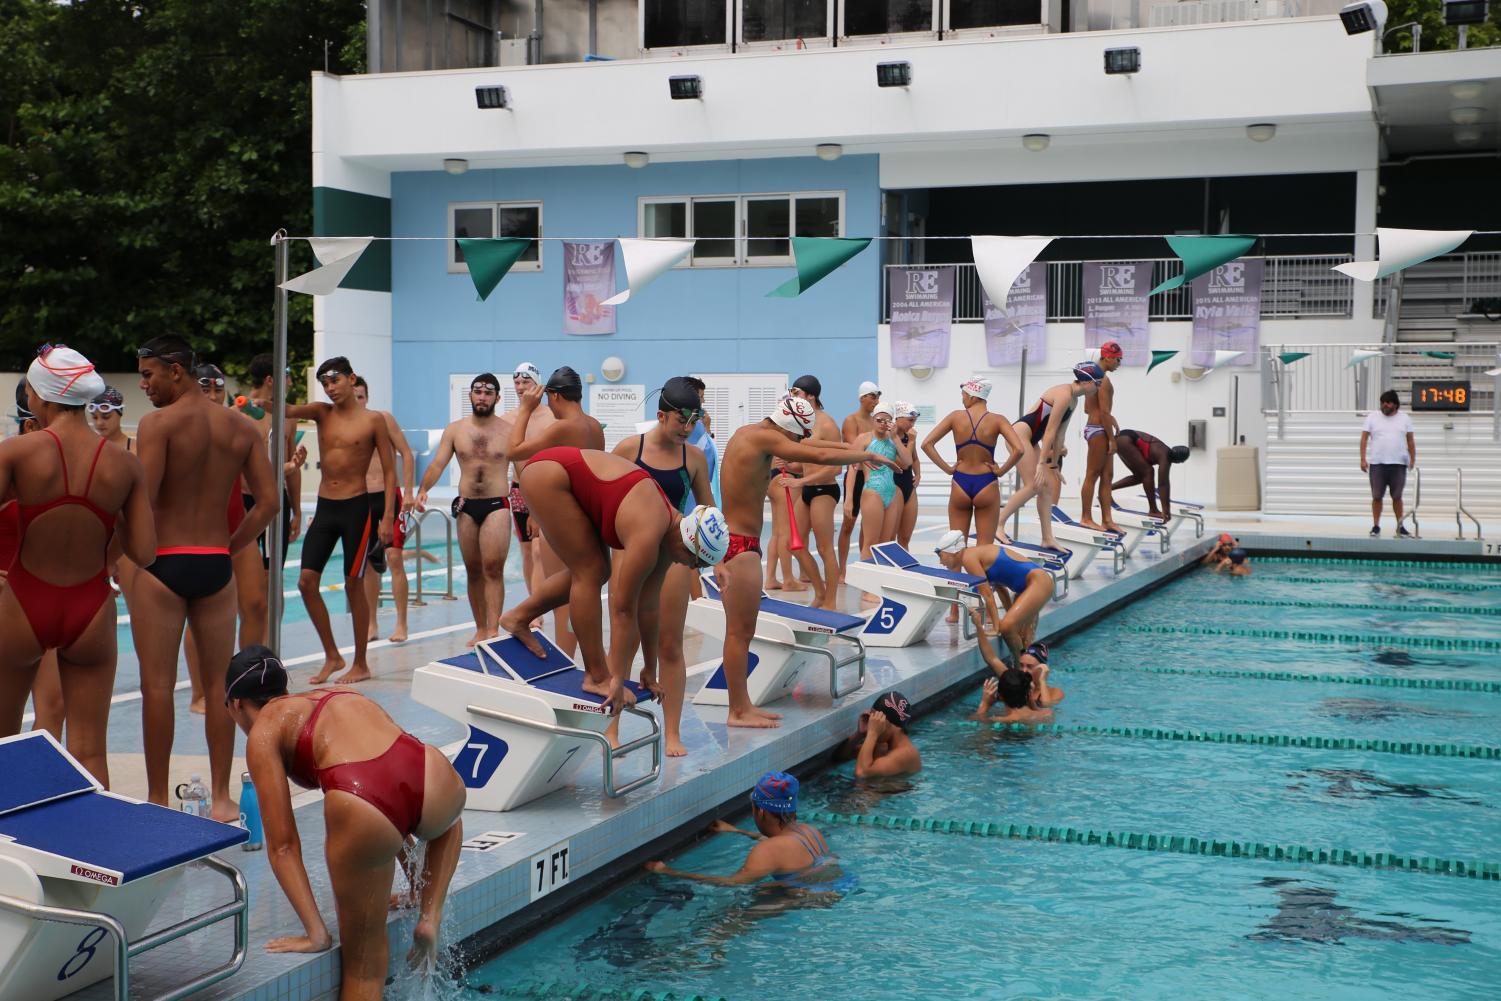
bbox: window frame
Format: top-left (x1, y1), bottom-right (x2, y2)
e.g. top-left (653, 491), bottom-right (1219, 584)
top-left (448, 200), bottom-right (544, 274)
top-left (634, 190), bottom-right (845, 268)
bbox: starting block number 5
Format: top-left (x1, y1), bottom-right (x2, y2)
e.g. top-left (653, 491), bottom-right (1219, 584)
top-left (530, 840), bottom-right (571, 902)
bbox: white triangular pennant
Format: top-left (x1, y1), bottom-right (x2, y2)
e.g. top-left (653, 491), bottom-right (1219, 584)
top-left (1333, 228), bottom-right (1472, 283)
top-left (1207, 350), bottom-right (1245, 369)
top-left (603, 238), bottom-right (695, 306)
top-left (281, 237), bottom-right (374, 296)
top-left (972, 236), bottom-right (1052, 314)
top-left (1347, 348), bottom-right (1384, 368)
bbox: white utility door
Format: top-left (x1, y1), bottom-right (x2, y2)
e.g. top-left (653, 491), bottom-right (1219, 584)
top-left (693, 373), bottom-right (789, 442)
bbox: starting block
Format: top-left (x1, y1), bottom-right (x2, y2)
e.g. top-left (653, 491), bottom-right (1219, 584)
top-left (1111, 502), bottom-right (1172, 553)
top-left (993, 541), bottom-right (1070, 599)
top-left (1131, 494), bottom-right (1205, 540)
top-left (0, 732), bottom-right (247, 1001)
top-left (844, 542), bottom-right (984, 647)
top-left (412, 632), bottom-right (662, 812)
top-left (688, 572), bottom-right (866, 706)
top-left (1046, 507), bottom-right (1126, 576)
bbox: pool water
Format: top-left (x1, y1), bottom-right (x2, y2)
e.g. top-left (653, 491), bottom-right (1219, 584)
top-left (462, 559), bottom-right (1501, 1001)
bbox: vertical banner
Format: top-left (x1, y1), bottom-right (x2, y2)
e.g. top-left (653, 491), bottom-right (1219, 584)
top-left (888, 266), bottom-right (955, 368)
top-left (563, 241), bottom-right (617, 335)
top-left (588, 383), bottom-right (644, 452)
top-left (1083, 262), bottom-right (1151, 366)
top-left (1191, 258), bottom-right (1262, 367)
top-left (984, 263), bottom-right (1047, 365)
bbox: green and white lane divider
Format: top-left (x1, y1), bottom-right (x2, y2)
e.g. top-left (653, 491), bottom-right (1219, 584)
top-left (1193, 597), bottom-right (1500, 617)
top-left (1063, 663), bottom-right (1501, 694)
top-left (1267, 575), bottom-right (1501, 592)
top-left (1122, 624), bottom-right (1501, 653)
top-left (1256, 557), bottom-right (1500, 572)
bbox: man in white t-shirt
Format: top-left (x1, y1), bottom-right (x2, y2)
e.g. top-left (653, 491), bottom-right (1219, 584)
top-left (1359, 390), bottom-right (1416, 538)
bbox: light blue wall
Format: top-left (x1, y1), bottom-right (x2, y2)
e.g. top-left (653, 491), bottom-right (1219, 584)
top-left (389, 155), bottom-right (880, 430)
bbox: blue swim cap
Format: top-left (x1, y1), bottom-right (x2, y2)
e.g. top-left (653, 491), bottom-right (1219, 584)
top-left (1073, 361), bottom-right (1106, 384)
top-left (1229, 548), bottom-right (1247, 565)
top-left (750, 771), bottom-right (799, 815)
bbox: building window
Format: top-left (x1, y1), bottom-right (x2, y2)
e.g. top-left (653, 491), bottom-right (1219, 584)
top-left (448, 201), bottom-right (542, 273)
top-left (949, 0), bottom-right (1040, 28)
top-left (742, 0), bottom-right (829, 42)
top-left (844, 0), bottom-right (935, 35)
top-left (638, 192), bottom-right (845, 268)
top-left (644, 0), bottom-right (729, 48)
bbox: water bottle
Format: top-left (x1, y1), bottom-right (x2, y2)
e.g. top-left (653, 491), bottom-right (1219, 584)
top-left (175, 774), bottom-right (208, 818)
top-left (239, 772), bottom-right (264, 850)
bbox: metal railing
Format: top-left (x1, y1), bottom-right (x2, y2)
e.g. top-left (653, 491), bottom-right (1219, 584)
top-left (380, 508), bottom-right (459, 607)
top-left (1456, 468), bottom-right (1483, 540)
top-left (1374, 252), bottom-right (1501, 319)
top-left (1399, 467), bottom-right (1420, 538)
top-left (1261, 342), bottom-right (1501, 419)
top-left (884, 255), bottom-right (1355, 323)
top-left (467, 703), bottom-right (663, 799)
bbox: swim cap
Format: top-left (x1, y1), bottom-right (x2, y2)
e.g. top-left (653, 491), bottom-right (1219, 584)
top-left (858, 380), bottom-right (882, 398)
top-left (195, 363), bottom-right (225, 383)
top-left (893, 401), bottom-right (919, 419)
top-left (14, 382), bottom-right (34, 422)
top-left (792, 374), bottom-right (822, 399)
top-left (1099, 341), bottom-right (1124, 360)
top-left (95, 385), bottom-right (124, 408)
top-left (1169, 445), bottom-right (1191, 464)
top-left (935, 529), bottom-right (967, 554)
top-left (545, 366), bottom-right (584, 400)
top-left (513, 362), bottom-right (542, 383)
top-left (28, 345), bottom-right (105, 406)
top-left (1022, 641), bottom-right (1049, 664)
top-left (1229, 548), bottom-right (1247, 565)
top-left (961, 377), bottom-right (992, 400)
top-left (679, 505), bottom-right (730, 566)
top-left (872, 400), bottom-right (894, 419)
top-left (750, 771), bottom-right (799, 815)
top-left (1218, 532), bottom-right (1234, 544)
top-left (769, 395), bottom-right (816, 438)
top-left (659, 376), bottom-right (702, 412)
top-left (1072, 362), bottom-right (1106, 384)
top-left (471, 372), bottom-right (500, 393)
top-left (873, 690), bottom-right (912, 729)
top-left (224, 645), bottom-right (289, 705)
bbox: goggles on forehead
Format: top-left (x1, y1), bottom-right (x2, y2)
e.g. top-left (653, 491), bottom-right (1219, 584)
top-left (137, 345), bottom-right (193, 366)
top-left (317, 372), bottom-right (347, 386)
top-left (87, 402), bottom-right (123, 414)
top-left (199, 376), bottom-right (225, 388)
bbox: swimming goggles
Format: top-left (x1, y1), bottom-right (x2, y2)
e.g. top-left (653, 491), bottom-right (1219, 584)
top-left (137, 345), bottom-right (195, 366)
top-left (670, 407), bottom-right (706, 424)
top-left (198, 376), bottom-right (226, 388)
top-left (316, 372), bottom-right (348, 386)
top-left (86, 402), bottom-right (123, 414)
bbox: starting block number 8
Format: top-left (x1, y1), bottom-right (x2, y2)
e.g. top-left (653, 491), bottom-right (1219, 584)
top-left (57, 927), bottom-right (108, 981)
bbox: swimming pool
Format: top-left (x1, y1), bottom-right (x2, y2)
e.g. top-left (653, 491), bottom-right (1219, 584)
top-left (460, 558), bottom-right (1500, 1001)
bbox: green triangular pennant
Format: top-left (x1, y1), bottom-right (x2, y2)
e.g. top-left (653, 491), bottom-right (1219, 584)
top-left (1151, 235), bottom-right (1258, 296)
top-left (1423, 350), bottom-right (1456, 360)
top-left (1147, 350), bottom-right (1179, 373)
top-left (458, 237), bottom-right (533, 301)
top-left (767, 237), bottom-right (873, 298)
top-left (1278, 351), bottom-right (1311, 365)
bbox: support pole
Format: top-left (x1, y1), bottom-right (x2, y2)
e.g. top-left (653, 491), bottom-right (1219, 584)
top-left (269, 231), bottom-right (290, 656)
top-left (1012, 346), bottom-right (1028, 541)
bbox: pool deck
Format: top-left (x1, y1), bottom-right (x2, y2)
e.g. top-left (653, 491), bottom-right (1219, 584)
top-left (67, 512), bottom-right (1497, 1001)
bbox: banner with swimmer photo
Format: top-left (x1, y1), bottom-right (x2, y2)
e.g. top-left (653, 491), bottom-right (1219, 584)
top-left (1190, 258), bottom-right (1262, 367)
top-left (888, 266), bottom-right (955, 369)
top-left (563, 241), bottom-right (617, 335)
top-left (984, 263), bottom-right (1047, 365)
top-left (1083, 261), bottom-right (1150, 366)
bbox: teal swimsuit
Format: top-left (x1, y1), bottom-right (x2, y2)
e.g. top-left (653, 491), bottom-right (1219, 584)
top-left (863, 437), bottom-right (899, 508)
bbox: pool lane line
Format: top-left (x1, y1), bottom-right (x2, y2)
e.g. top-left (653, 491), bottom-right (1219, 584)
top-left (802, 811), bottom-right (1501, 882)
top-left (1189, 597), bottom-right (1500, 617)
top-left (1266, 574), bottom-right (1501, 591)
top-left (1122, 624), bottom-right (1501, 653)
top-left (954, 721), bottom-right (1501, 759)
top-left (490, 981), bottom-right (740, 1001)
top-left (1255, 557), bottom-right (1501, 572)
top-left (1061, 664), bottom-right (1501, 694)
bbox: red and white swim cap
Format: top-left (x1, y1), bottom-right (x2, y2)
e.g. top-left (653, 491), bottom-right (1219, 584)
top-left (770, 395), bottom-right (816, 438)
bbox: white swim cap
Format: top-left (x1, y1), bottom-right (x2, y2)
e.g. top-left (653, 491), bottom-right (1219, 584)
top-left (28, 346), bottom-right (105, 406)
top-left (872, 400), bottom-right (894, 419)
top-left (513, 362), bottom-right (541, 382)
top-left (680, 505), bottom-right (730, 566)
top-left (935, 529), bottom-right (968, 554)
top-left (893, 401), bottom-right (919, 419)
top-left (859, 380), bottom-right (882, 398)
top-left (961, 377), bottom-right (992, 400)
top-left (769, 395), bottom-right (816, 438)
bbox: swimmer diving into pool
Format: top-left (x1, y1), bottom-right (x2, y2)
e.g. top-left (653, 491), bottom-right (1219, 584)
top-left (224, 647), bottom-right (466, 998)
top-left (1111, 428), bottom-right (1190, 521)
top-left (645, 772), bottom-right (851, 893)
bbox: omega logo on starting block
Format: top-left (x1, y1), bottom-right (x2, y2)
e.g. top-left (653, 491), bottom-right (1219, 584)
top-left (68, 864), bottom-right (119, 886)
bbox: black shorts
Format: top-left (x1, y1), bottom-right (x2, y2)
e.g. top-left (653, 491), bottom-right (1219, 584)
top-left (452, 494), bottom-right (509, 527)
top-left (301, 495), bottom-right (373, 579)
top-left (801, 483), bottom-right (840, 505)
top-left (1369, 463), bottom-right (1408, 501)
top-left (244, 490), bottom-right (293, 569)
top-left (147, 550), bottom-right (234, 601)
top-left (366, 492), bottom-right (388, 575)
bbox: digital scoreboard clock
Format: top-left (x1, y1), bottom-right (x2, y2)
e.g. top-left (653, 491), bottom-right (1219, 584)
top-left (1411, 380), bottom-right (1471, 411)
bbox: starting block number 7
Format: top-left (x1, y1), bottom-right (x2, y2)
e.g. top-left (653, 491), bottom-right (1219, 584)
top-left (530, 840), bottom-right (571, 902)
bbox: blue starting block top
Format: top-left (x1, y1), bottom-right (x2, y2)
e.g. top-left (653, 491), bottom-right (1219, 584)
top-left (697, 571), bottom-right (863, 632)
top-left (1111, 501), bottom-right (1166, 523)
top-left (1006, 540), bottom-right (1072, 563)
top-left (1051, 506), bottom-right (1124, 541)
top-left (870, 542), bottom-right (983, 587)
top-left (0, 733), bottom-right (245, 884)
top-left (438, 635), bottom-right (655, 704)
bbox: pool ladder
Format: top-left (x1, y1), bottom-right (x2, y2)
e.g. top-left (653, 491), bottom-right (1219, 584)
top-left (378, 508), bottom-right (459, 607)
top-left (1455, 468), bottom-right (1483, 540)
top-left (1397, 466), bottom-right (1420, 539)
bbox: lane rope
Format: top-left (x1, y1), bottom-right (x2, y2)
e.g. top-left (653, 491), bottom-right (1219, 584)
top-left (1192, 597), bottom-right (1500, 617)
top-left (1255, 557), bottom-right (1500, 572)
top-left (802, 811), bottom-right (1501, 881)
top-left (1062, 663), bottom-right (1501, 694)
top-left (1266, 575), bottom-right (1501, 592)
top-left (1122, 624), bottom-right (1501, 653)
top-left (490, 981), bottom-right (738, 1001)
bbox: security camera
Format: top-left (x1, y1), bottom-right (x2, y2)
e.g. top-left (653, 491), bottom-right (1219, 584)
top-left (1340, 0), bottom-right (1388, 34)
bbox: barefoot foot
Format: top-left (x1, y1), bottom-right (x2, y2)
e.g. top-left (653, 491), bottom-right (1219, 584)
top-left (334, 664), bottom-right (372, 684)
top-left (190, 697), bottom-right (206, 716)
top-left (764, 578), bottom-right (782, 590)
top-left (308, 658), bottom-right (345, 685)
top-left (210, 800), bottom-right (240, 825)
top-left (387, 627), bottom-right (408, 644)
top-left (781, 580), bottom-right (808, 593)
top-left (665, 736), bottom-right (688, 757)
top-left (727, 708), bottom-right (781, 729)
top-left (498, 612), bottom-right (546, 657)
top-left (1078, 517), bottom-right (1105, 531)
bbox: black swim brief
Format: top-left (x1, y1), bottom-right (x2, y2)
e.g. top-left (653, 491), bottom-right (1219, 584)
top-left (301, 494), bottom-right (373, 579)
top-left (452, 495), bottom-right (509, 527)
top-left (801, 483), bottom-right (841, 505)
top-left (147, 549), bottom-right (234, 601)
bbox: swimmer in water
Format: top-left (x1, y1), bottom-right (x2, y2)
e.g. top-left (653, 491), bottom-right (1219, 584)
top-left (1202, 532), bottom-right (1236, 566)
top-left (1215, 547), bottom-right (1252, 576)
top-left (995, 363), bottom-right (1104, 550)
top-left (935, 529), bottom-right (1055, 664)
top-left (850, 690), bottom-right (922, 779)
top-left (645, 772), bottom-right (850, 893)
top-left (971, 626), bottom-right (1062, 723)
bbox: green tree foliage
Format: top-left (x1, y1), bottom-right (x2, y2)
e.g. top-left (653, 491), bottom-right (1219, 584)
top-left (0, 0), bottom-right (365, 375)
top-left (1382, 0), bottom-right (1499, 53)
